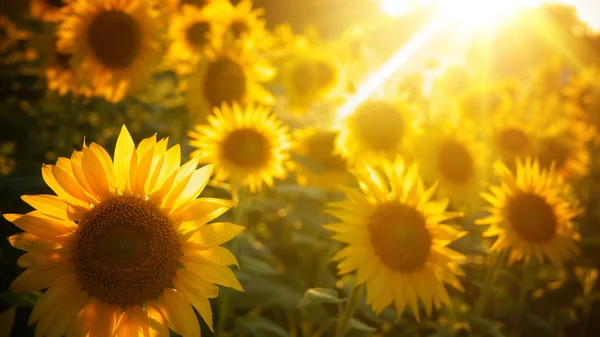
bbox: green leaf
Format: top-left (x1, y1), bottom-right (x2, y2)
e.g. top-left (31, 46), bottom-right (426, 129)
top-left (298, 288), bottom-right (345, 307)
top-left (0, 290), bottom-right (41, 307)
top-left (233, 316), bottom-right (288, 337)
top-left (240, 256), bottom-right (280, 276)
top-left (348, 318), bottom-right (376, 332)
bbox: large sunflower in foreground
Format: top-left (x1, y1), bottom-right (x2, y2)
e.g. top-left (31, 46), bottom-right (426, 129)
top-left (56, 0), bottom-right (164, 102)
top-left (188, 103), bottom-right (290, 193)
top-left (185, 45), bottom-right (274, 122)
top-left (290, 128), bottom-right (349, 189)
top-left (336, 99), bottom-right (417, 164)
top-left (415, 125), bottom-right (488, 208)
top-left (325, 157), bottom-right (466, 320)
top-left (30, 0), bottom-right (72, 22)
top-left (5, 126), bottom-right (243, 336)
top-left (476, 159), bottom-right (581, 267)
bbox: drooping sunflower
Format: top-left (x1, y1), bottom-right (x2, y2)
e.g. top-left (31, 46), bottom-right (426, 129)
top-left (30, 0), bottom-right (72, 22)
top-left (185, 45), bottom-right (274, 122)
top-left (56, 0), bottom-right (164, 102)
top-left (4, 126), bottom-right (243, 336)
top-left (188, 103), bottom-right (290, 193)
top-left (534, 122), bottom-right (589, 180)
top-left (290, 128), bottom-right (349, 189)
top-left (564, 66), bottom-right (600, 142)
top-left (325, 157), bottom-right (466, 320)
top-left (476, 159), bottom-right (581, 267)
top-left (165, 3), bottom-right (224, 75)
top-left (336, 99), bottom-right (417, 164)
top-left (415, 124), bottom-right (488, 208)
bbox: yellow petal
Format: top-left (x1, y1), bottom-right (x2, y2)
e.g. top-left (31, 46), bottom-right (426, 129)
top-left (173, 198), bottom-right (236, 229)
top-left (146, 303), bottom-right (169, 337)
top-left (159, 289), bottom-right (200, 337)
top-left (4, 212), bottom-right (75, 240)
top-left (8, 233), bottom-right (61, 252)
top-left (175, 269), bottom-right (220, 299)
top-left (173, 278), bottom-right (214, 331)
top-left (29, 273), bottom-right (78, 325)
top-left (192, 263), bottom-right (244, 291)
top-left (21, 195), bottom-right (69, 220)
top-left (11, 266), bottom-right (73, 292)
top-left (41, 165), bottom-right (88, 211)
top-left (188, 222), bottom-right (244, 248)
top-left (171, 164), bottom-right (214, 211)
top-left (114, 125), bottom-right (135, 192)
top-left (183, 246), bottom-right (239, 268)
top-left (81, 147), bottom-right (111, 201)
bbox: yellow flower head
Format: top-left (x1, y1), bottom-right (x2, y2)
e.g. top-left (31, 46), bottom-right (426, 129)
top-left (534, 121), bottom-right (589, 180)
top-left (30, 0), bottom-right (72, 22)
top-left (56, 0), bottom-right (165, 102)
top-left (337, 99), bottom-right (417, 164)
top-left (5, 126), bottom-right (244, 336)
top-left (326, 157), bottom-right (466, 320)
top-left (220, 0), bottom-right (266, 47)
top-left (491, 116), bottom-right (536, 171)
top-left (477, 159), bottom-right (581, 267)
top-left (290, 128), bottom-right (349, 189)
top-left (188, 103), bottom-right (290, 193)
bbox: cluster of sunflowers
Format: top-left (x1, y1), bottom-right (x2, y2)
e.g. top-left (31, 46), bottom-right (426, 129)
top-left (1, 0), bottom-right (600, 336)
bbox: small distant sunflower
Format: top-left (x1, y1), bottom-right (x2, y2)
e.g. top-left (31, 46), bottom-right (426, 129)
top-left (30, 0), bottom-right (72, 22)
top-left (291, 128), bottom-right (348, 189)
top-left (185, 45), bottom-right (274, 122)
top-left (5, 126), bottom-right (243, 336)
top-left (220, 0), bottom-right (266, 46)
top-left (188, 103), bottom-right (290, 193)
top-left (476, 159), bottom-right (581, 267)
top-left (457, 84), bottom-right (512, 125)
top-left (564, 66), bottom-right (600, 142)
top-left (166, 4), bottom-right (223, 75)
top-left (535, 122), bottom-right (589, 180)
top-left (280, 51), bottom-right (322, 113)
top-left (325, 157), bottom-right (465, 320)
top-left (416, 125), bottom-right (487, 208)
top-left (56, 0), bottom-right (164, 102)
top-left (337, 99), bottom-right (417, 164)
top-left (491, 118), bottom-right (536, 171)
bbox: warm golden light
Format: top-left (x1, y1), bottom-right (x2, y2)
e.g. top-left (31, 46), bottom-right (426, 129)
top-left (438, 0), bottom-right (544, 27)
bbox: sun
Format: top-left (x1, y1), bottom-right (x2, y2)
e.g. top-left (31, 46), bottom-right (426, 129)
top-left (188, 103), bottom-right (291, 193)
top-left (5, 126), bottom-right (243, 336)
top-left (325, 156), bottom-right (466, 320)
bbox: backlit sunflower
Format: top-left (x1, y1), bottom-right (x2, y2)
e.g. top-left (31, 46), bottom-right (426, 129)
top-left (491, 117), bottom-right (536, 172)
top-left (290, 128), bottom-right (348, 189)
top-left (336, 99), bottom-right (417, 164)
top-left (534, 122), bottom-right (589, 180)
top-left (168, 0), bottom-right (217, 12)
top-left (457, 83), bottom-right (512, 126)
top-left (188, 103), bottom-right (290, 193)
top-left (220, 0), bottom-right (266, 46)
top-left (416, 125), bottom-right (488, 208)
top-left (166, 4), bottom-right (224, 75)
top-left (44, 37), bottom-right (92, 97)
top-left (185, 45), bottom-right (274, 122)
top-left (56, 0), bottom-right (164, 102)
top-left (564, 66), bottom-right (600, 142)
top-left (476, 159), bottom-right (581, 267)
top-left (30, 0), bottom-right (72, 22)
top-left (5, 126), bottom-right (243, 336)
top-left (325, 157), bottom-right (466, 320)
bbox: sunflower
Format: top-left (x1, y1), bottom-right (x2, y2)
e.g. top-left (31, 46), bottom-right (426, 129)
top-left (564, 66), bottom-right (600, 142)
top-left (457, 83), bottom-right (512, 126)
top-left (45, 37), bottom-right (93, 97)
top-left (415, 124), bottom-right (487, 208)
top-left (325, 157), bottom-right (466, 320)
top-left (476, 159), bottom-right (581, 267)
top-left (165, 3), bottom-right (224, 75)
top-left (219, 0), bottom-right (266, 46)
top-left (167, 0), bottom-right (217, 12)
top-left (4, 125), bottom-right (244, 336)
top-left (534, 122), bottom-right (589, 180)
top-left (290, 128), bottom-right (349, 189)
top-left (30, 0), bottom-right (72, 22)
top-left (491, 117), bottom-right (536, 172)
top-left (336, 99), bottom-right (417, 164)
top-left (280, 51), bottom-right (322, 113)
top-left (188, 103), bottom-right (290, 193)
top-left (185, 45), bottom-right (274, 122)
top-left (56, 0), bottom-right (164, 102)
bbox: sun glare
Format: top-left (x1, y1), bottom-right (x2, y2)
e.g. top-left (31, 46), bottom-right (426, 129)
top-left (439, 0), bottom-right (545, 26)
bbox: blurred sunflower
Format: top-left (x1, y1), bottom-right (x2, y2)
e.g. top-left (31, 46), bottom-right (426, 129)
top-left (188, 103), bottom-right (290, 193)
top-left (325, 157), bottom-right (465, 320)
top-left (535, 122), bottom-right (589, 180)
top-left (564, 66), bottom-right (600, 142)
top-left (337, 100), bottom-right (417, 164)
top-left (166, 3), bottom-right (223, 75)
top-left (44, 37), bottom-right (92, 97)
top-left (168, 0), bottom-right (216, 12)
top-left (4, 126), bottom-right (243, 336)
top-left (491, 117), bottom-right (536, 171)
top-left (220, 0), bottom-right (266, 46)
top-left (185, 45), bottom-right (274, 122)
top-left (476, 159), bottom-right (581, 267)
top-left (56, 0), bottom-right (164, 102)
top-left (0, 16), bottom-right (30, 53)
top-left (416, 125), bottom-right (487, 208)
top-left (457, 84), bottom-right (512, 126)
top-left (30, 0), bottom-right (72, 22)
top-left (290, 128), bottom-right (348, 189)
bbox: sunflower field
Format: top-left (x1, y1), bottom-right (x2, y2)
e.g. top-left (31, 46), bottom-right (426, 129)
top-left (1, 0), bottom-right (600, 336)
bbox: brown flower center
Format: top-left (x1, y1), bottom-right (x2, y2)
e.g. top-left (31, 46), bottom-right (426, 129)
top-left (368, 202), bottom-right (431, 272)
top-left (229, 20), bottom-right (249, 40)
top-left (507, 193), bottom-right (557, 243)
top-left (87, 10), bottom-right (142, 69)
top-left (437, 141), bottom-right (474, 184)
top-left (304, 131), bottom-right (346, 172)
top-left (186, 21), bottom-right (210, 48)
top-left (73, 196), bottom-right (180, 307)
top-left (46, 0), bottom-right (67, 8)
top-left (315, 59), bottom-right (337, 90)
top-left (537, 136), bottom-right (571, 170)
top-left (497, 127), bottom-right (529, 155)
top-left (203, 56), bottom-right (247, 107)
top-left (222, 128), bottom-right (271, 168)
top-left (353, 101), bottom-right (404, 153)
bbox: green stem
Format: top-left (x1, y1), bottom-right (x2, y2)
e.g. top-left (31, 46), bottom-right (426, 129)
top-left (473, 251), bottom-right (505, 316)
top-left (215, 185), bottom-right (246, 337)
top-left (335, 285), bottom-right (362, 337)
